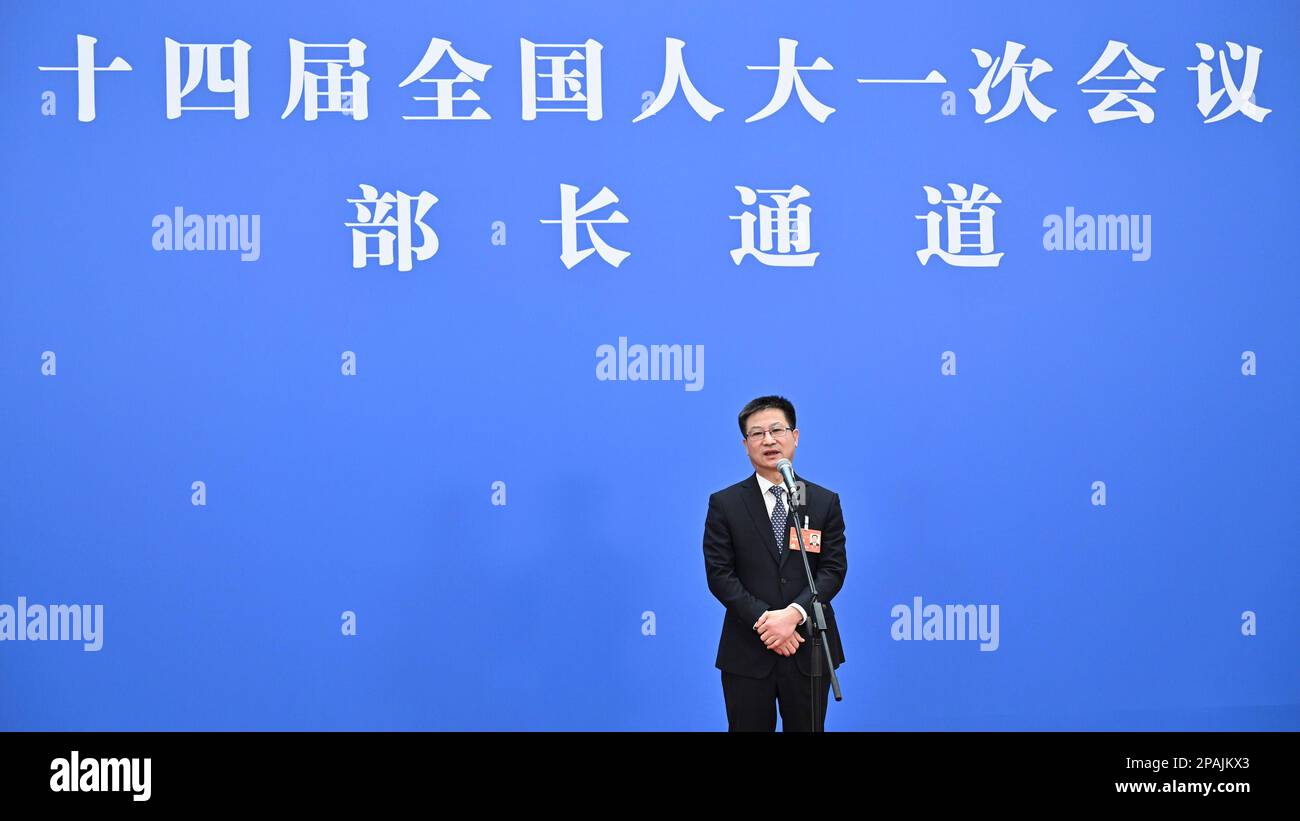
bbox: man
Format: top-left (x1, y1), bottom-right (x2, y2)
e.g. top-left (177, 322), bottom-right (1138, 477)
top-left (702, 395), bottom-right (847, 731)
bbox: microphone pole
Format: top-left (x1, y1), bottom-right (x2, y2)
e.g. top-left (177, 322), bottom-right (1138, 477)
top-left (776, 459), bottom-right (842, 733)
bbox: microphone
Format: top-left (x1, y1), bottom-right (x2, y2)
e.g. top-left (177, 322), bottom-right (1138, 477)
top-left (775, 458), bottom-right (798, 498)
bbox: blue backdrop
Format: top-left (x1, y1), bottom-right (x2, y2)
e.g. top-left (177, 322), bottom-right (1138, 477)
top-left (2, 0), bottom-right (1297, 730)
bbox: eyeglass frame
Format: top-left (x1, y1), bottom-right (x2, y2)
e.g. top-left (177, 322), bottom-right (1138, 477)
top-left (743, 424), bottom-right (796, 442)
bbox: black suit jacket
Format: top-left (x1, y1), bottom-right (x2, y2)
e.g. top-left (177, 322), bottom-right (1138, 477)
top-left (703, 472), bottom-right (847, 678)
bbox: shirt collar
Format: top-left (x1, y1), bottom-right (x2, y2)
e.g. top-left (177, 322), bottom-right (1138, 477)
top-left (755, 471), bottom-right (785, 497)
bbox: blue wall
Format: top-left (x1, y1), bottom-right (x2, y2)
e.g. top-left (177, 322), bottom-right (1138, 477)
top-left (2, 0), bottom-right (1296, 729)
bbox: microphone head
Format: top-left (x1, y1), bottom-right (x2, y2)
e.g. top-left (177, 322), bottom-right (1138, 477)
top-left (775, 458), bottom-right (792, 473)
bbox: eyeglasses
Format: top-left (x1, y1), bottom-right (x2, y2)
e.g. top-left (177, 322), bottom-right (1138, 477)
top-left (745, 424), bottom-right (794, 442)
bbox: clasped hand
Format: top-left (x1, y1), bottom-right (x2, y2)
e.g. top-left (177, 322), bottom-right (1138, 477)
top-left (753, 607), bottom-right (805, 656)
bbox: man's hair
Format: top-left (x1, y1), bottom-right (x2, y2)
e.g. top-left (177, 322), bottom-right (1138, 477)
top-left (738, 395), bottom-right (796, 437)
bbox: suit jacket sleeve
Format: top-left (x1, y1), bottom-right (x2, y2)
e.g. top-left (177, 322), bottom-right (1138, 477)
top-left (703, 492), bottom-right (772, 626)
top-left (792, 491), bottom-right (847, 615)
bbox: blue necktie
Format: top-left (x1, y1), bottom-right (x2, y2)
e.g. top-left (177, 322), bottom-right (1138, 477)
top-left (769, 485), bottom-right (787, 559)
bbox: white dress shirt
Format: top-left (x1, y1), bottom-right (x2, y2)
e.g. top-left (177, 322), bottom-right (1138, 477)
top-left (754, 471), bottom-right (808, 626)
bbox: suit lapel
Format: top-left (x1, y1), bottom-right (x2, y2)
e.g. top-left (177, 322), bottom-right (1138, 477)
top-left (740, 473), bottom-right (782, 566)
top-left (779, 471), bottom-right (810, 569)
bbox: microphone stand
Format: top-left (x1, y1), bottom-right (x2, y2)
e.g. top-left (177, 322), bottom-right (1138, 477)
top-left (784, 474), bottom-right (843, 732)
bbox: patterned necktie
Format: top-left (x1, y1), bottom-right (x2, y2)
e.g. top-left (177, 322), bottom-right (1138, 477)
top-left (769, 485), bottom-right (788, 558)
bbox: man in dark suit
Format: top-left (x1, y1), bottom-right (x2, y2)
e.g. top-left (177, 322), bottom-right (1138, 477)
top-left (702, 395), bottom-right (847, 731)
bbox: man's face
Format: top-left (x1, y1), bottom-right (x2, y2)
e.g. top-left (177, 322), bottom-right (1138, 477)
top-left (742, 407), bottom-right (799, 473)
